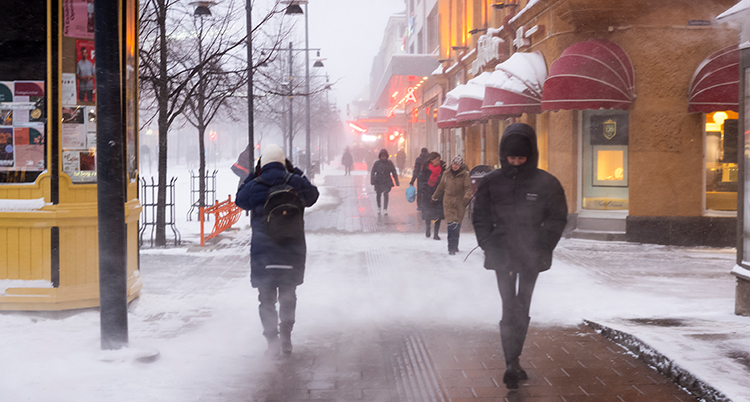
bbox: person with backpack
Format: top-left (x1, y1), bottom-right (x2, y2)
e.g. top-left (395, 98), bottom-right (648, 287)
top-left (235, 144), bottom-right (319, 357)
top-left (370, 148), bottom-right (399, 214)
top-left (472, 123), bottom-right (567, 389)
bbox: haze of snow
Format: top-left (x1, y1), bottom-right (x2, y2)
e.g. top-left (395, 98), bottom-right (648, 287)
top-left (1, 161), bottom-right (749, 401)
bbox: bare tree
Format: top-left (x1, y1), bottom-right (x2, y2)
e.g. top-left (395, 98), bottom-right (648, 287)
top-left (139, 0), bottom-right (289, 246)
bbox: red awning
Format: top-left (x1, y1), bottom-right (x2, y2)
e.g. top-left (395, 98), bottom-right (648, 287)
top-left (456, 72), bottom-right (492, 123)
top-left (541, 40), bottom-right (635, 111)
top-left (437, 85), bottom-right (468, 128)
top-left (688, 45), bottom-right (739, 113)
top-left (482, 51), bottom-right (546, 118)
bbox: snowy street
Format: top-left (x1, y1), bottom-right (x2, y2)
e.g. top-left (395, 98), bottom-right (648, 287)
top-left (1, 164), bottom-right (747, 401)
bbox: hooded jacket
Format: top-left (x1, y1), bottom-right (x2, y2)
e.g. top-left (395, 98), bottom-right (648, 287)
top-left (235, 162), bottom-right (319, 288)
top-left (472, 123), bottom-right (568, 274)
top-left (370, 149), bottom-right (399, 192)
top-left (410, 148), bottom-right (430, 185)
top-left (432, 164), bottom-right (472, 224)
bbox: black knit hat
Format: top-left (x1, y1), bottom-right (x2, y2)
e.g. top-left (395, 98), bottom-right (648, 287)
top-left (503, 134), bottom-right (532, 157)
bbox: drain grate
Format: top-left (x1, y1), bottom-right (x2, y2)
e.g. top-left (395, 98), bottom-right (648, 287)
top-left (384, 333), bottom-right (447, 402)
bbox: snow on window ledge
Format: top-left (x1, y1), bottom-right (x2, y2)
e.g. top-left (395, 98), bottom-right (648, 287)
top-left (0, 279), bottom-right (53, 295)
top-left (0, 198), bottom-right (46, 212)
top-left (731, 264), bottom-right (750, 280)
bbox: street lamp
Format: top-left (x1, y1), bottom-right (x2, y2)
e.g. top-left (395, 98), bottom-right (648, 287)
top-left (284, 0), bottom-right (314, 174)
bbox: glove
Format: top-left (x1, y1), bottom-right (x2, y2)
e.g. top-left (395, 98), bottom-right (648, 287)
top-left (430, 198), bottom-right (437, 206)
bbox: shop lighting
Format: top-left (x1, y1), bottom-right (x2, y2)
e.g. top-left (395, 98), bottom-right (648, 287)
top-left (713, 111), bottom-right (728, 125)
top-left (348, 122), bottom-right (367, 133)
top-left (362, 134), bottom-right (377, 142)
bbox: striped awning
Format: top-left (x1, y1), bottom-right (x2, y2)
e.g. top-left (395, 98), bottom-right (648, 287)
top-left (688, 45), bottom-right (739, 113)
top-left (541, 40), bottom-right (635, 111)
top-left (482, 51), bottom-right (546, 118)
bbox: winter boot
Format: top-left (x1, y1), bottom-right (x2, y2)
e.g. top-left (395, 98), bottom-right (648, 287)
top-left (500, 319), bottom-right (527, 388)
top-left (265, 336), bottom-right (281, 358)
top-left (280, 330), bottom-right (293, 355)
top-left (433, 220), bottom-right (441, 240)
top-left (425, 220), bottom-right (431, 238)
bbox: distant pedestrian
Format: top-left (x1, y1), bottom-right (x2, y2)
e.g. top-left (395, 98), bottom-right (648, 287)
top-left (341, 146), bottom-right (353, 175)
top-left (396, 148), bottom-right (406, 173)
top-left (235, 144), bottom-right (320, 358)
top-left (231, 144), bottom-right (253, 184)
top-left (418, 152), bottom-right (445, 239)
top-left (432, 155), bottom-right (471, 255)
top-left (472, 123), bottom-right (567, 389)
top-left (370, 148), bottom-right (399, 214)
top-left (409, 148), bottom-right (430, 211)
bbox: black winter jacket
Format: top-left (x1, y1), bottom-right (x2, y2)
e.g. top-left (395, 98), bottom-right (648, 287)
top-left (418, 161), bottom-right (446, 221)
top-left (472, 123), bottom-right (567, 274)
top-left (370, 150), bottom-right (399, 192)
top-left (410, 149), bottom-right (430, 185)
top-left (235, 162), bottom-right (319, 288)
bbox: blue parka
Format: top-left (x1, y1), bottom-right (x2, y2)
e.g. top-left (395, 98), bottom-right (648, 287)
top-left (235, 162), bottom-right (319, 288)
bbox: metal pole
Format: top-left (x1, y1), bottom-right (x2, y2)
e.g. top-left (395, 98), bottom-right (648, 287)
top-left (289, 41), bottom-right (294, 160)
top-left (304, 3), bottom-right (311, 174)
top-left (95, 0), bottom-right (128, 350)
top-left (246, 1), bottom-right (255, 169)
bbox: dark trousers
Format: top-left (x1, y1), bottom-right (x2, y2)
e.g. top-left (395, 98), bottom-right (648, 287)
top-left (495, 270), bottom-right (539, 364)
top-left (258, 285), bottom-right (297, 340)
top-left (447, 222), bottom-right (461, 252)
top-left (376, 190), bottom-right (390, 209)
top-left (345, 165), bottom-right (351, 175)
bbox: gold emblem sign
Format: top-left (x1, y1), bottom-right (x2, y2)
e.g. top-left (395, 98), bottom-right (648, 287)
top-left (603, 119), bottom-right (617, 140)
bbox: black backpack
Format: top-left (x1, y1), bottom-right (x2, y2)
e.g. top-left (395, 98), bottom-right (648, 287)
top-left (254, 172), bottom-right (305, 242)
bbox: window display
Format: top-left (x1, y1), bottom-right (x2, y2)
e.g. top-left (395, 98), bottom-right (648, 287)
top-left (705, 110), bottom-right (738, 211)
top-left (0, 1), bottom-right (47, 183)
top-left (582, 111), bottom-right (629, 210)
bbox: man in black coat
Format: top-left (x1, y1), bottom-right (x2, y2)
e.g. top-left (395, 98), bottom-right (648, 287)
top-left (472, 123), bottom-right (568, 389)
top-left (409, 147), bottom-right (430, 211)
top-left (370, 148), bottom-right (399, 214)
top-left (235, 144), bottom-right (319, 357)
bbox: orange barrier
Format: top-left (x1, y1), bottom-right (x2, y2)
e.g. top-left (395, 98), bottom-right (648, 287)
top-left (200, 195), bottom-right (243, 246)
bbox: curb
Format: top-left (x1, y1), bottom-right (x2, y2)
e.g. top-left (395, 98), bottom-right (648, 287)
top-left (584, 319), bottom-right (731, 402)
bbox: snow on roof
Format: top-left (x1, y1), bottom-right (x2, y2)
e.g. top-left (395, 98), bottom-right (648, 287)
top-left (460, 72), bottom-right (493, 100)
top-left (0, 197), bottom-right (46, 212)
top-left (717, 0), bottom-right (750, 20)
top-left (431, 64), bottom-right (444, 76)
top-left (486, 51), bottom-right (547, 96)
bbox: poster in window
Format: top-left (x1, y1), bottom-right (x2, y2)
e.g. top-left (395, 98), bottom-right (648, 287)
top-left (0, 82), bottom-right (12, 126)
top-left (14, 125), bottom-right (45, 171)
top-left (14, 81), bottom-right (45, 124)
top-left (62, 150), bottom-right (80, 174)
top-left (75, 40), bottom-right (96, 104)
top-left (0, 127), bottom-right (14, 167)
top-left (62, 73), bottom-right (77, 105)
top-left (85, 106), bottom-right (96, 149)
top-left (62, 106), bottom-right (86, 148)
top-left (63, 0), bottom-right (95, 40)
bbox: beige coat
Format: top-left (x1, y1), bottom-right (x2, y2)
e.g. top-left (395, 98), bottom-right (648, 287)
top-left (432, 165), bottom-right (472, 224)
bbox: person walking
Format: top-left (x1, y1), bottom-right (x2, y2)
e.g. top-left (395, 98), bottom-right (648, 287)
top-left (235, 144), bottom-right (320, 357)
top-left (341, 146), bottom-right (354, 175)
top-left (409, 147), bottom-right (430, 211)
top-left (472, 123), bottom-right (568, 389)
top-left (370, 148), bottom-right (399, 214)
top-left (396, 148), bottom-right (406, 174)
top-left (418, 152), bottom-right (445, 239)
top-left (231, 144), bottom-right (253, 184)
top-left (432, 155), bottom-right (471, 255)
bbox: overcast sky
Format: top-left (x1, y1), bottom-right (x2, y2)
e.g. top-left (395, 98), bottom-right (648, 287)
top-left (294, 0), bottom-right (406, 119)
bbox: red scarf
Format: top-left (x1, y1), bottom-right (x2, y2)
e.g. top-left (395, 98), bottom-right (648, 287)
top-left (427, 163), bottom-right (442, 187)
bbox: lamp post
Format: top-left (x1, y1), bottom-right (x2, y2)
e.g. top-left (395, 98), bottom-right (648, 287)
top-left (285, 0), bottom-right (314, 174)
top-left (246, 0), bottom-right (255, 169)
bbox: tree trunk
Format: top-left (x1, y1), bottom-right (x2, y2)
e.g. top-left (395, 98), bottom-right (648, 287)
top-left (155, 0), bottom-right (168, 247)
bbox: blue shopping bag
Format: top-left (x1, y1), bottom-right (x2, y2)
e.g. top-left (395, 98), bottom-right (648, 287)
top-left (405, 185), bottom-right (416, 203)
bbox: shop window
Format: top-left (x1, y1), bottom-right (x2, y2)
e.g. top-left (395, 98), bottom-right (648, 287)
top-left (705, 110), bottom-right (738, 212)
top-left (0, 0), bottom-right (47, 184)
top-left (582, 111), bottom-right (629, 210)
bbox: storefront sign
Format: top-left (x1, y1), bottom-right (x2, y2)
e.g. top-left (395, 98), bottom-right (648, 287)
top-left (470, 35), bottom-right (506, 75)
top-left (590, 115), bottom-right (628, 145)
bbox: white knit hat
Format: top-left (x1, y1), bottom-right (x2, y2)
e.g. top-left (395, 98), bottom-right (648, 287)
top-left (260, 144), bottom-right (285, 168)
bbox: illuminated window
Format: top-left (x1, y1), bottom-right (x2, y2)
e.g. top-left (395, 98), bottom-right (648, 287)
top-left (596, 150), bottom-right (624, 181)
top-left (705, 110), bottom-right (738, 212)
